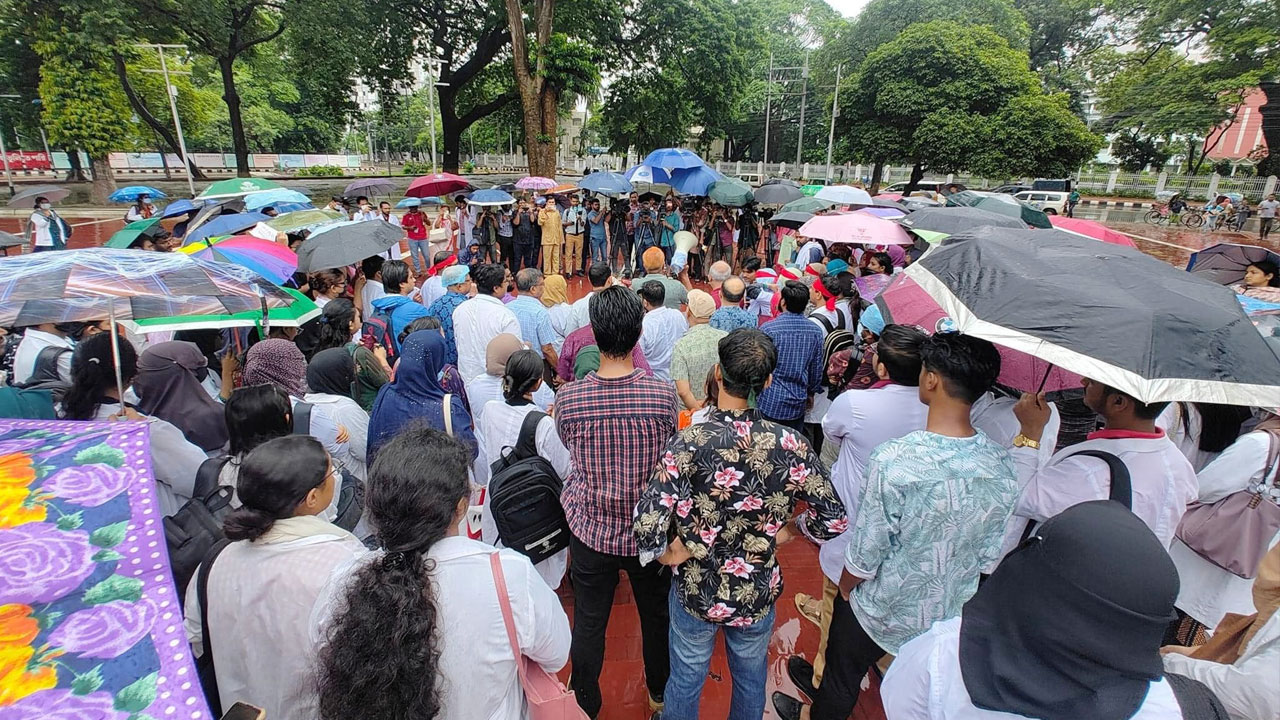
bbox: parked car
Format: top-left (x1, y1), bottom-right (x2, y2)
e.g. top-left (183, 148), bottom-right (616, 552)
top-left (992, 184), bottom-right (1031, 194)
top-left (737, 173), bottom-right (763, 186)
top-left (1015, 190), bottom-right (1070, 214)
top-left (882, 181), bottom-right (943, 195)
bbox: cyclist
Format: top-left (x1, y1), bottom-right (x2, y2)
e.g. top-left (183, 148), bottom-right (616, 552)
top-left (1168, 193), bottom-right (1186, 225)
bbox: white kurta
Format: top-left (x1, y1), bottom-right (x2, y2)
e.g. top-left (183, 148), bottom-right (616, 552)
top-left (1171, 431), bottom-right (1280, 628)
top-left (546, 303), bottom-right (575, 353)
top-left (478, 401), bottom-right (573, 589)
top-left (452, 294), bottom-right (523, 380)
top-left (1162, 614), bottom-right (1280, 720)
top-left (1157, 403), bottom-right (1221, 472)
top-left (303, 392), bottom-right (370, 482)
top-left (639, 306), bottom-right (688, 382)
top-left (311, 538), bottom-right (571, 720)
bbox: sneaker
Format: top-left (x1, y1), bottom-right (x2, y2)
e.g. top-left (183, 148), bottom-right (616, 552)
top-left (787, 655), bottom-right (817, 701)
top-left (771, 691), bottom-right (807, 720)
top-left (793, 592), bottom-right (822, 627)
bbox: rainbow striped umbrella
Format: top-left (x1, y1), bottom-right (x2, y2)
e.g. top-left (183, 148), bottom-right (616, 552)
top-left (179, 235), bottom-right (297, 284)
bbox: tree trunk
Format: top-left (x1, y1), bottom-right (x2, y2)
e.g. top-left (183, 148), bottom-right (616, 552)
top-left (88, 155), bottom-right (116, 205)
top-left (505, 0), bottom-right (557, 177)
top-left (1257, 81), bottom-right (1280, 177)
top-left (65, 150), bottom-right (86, 183)
top-left (903, 162), bottom-right (925, 195)
top-left (111, 52), bottom-right (208, 182)
top-left (218, 57), bottom-right (251, 178)
top-left (869, 160), bottom-right (884, 195)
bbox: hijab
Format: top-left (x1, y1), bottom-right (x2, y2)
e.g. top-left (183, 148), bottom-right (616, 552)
top-left (485, 333), bottom-right (524, 377)
top-left (885, 244), bottom-right (907, 267)
top-left (133, 341), bottom-right (228, 452)
top-left (307, 348), bottom-right (356, 398)
top-left (541, 274), bottom-right (568, 308)
top-left (959, 501), bottom-right (1178, 720)
top-left (1189, 543), bottom-right (1280, 664)
top-left (366, 330), bottom-right (475, 462)
top-left (243, 339), bottom-right (307, 398)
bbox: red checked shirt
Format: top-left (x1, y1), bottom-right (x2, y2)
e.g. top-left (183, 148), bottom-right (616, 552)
top-left (556, 369), bottom-right (678, 555)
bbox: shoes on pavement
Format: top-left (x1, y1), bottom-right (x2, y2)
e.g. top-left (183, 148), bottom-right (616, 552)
top-left (772, 691), bottom-right (807, 720)
top-left (794, 592), bottom-right (822, 627)
top-left (787, 655), bottom-right (818, 701)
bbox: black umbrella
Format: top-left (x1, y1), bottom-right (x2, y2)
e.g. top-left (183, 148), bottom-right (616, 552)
top-left (638, 191), bottom-right (664, 203)
top-left (1187, 243), bottom-right (1280, 286)
top-left (906, 227), bottom-right (1280, 406)
top-left (899, 206), bottom-right (1027, 237)
top-left (296, 220), bottom-right (403, 272)
top-left (0, 231), bottom-right (24, 255)
top-left (769, 211), bottom-right (814, 229)
top-left (762, 178), bottom-right (801, 188)
top-left (754, 183), bottom-right (804, 205)
top-left (186, 198), bottom-right (247, 238)
top-left (871, 197), bottom-right (910, 211)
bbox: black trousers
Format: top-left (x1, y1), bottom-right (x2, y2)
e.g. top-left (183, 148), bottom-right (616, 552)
top-left (811, 596), bottom-right (886, 719)
top-left (568, 533), bottom-right (671, 718)
top-left (763, 412), bottom-right (806, 435)
top-left (514, 242), bottom-right (538, 273)
top-left (498, 234), bottom-right (515, 273)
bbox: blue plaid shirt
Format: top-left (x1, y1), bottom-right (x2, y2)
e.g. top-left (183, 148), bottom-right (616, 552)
top-left (710, 306), bottom-right (756, 332)
top-left (425, 290), bottom-right (468, 366)
top-left (758, 311), bottom-right (825, 420)
top-left (508, 296), bottom-right (556, 358)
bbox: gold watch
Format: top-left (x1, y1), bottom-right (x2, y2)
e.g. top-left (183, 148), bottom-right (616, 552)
top-left (1013, 433), bottom-right (1040, 450)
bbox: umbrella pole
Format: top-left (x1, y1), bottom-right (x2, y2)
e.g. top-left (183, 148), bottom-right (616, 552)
top-left (107, 299), bottom-right (126, 405)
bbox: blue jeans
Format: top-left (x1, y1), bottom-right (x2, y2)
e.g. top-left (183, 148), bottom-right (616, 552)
top-left (661, 585), bottom-right (775, 720)
top-left (407, 239), bottom-right (430, 272)
top-left (589, 234), bottom-right (607, 265)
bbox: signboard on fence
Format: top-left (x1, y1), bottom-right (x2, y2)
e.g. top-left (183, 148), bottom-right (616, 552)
top-left (2, 151), bottom-right (52, 170)
top-left (251, 154), bottom-right (278, 169)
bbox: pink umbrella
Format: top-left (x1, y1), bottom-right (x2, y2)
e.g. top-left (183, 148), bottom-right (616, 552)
top-left (1049, 216), bottom-right (1137, 248)
top-left (874, 193), bottom-right (903, 201)
top-left (798, 213), bottom-right (914, 245)
top-left (855, 206), bottom-right (907, 219)
top-left (876, 273), bottom-right (1084, 393)
top-left (516, 176), bottom-right (557, 191)
top-left (406, 173), bottom-right (471, 198)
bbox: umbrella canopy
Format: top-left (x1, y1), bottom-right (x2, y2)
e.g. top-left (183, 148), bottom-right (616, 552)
top-left (578, 172), bottom-right (633, 196)
top-left (754, 183), bottom-right (803, 205)
top-left (0, 231), bottom-right (24, 252)
top-left (624, 165), bottom-right (672, 184)
top-left (637, 191), bottom-right (664, 204)
top-left (763, 178), bottom-right (801, 188)
top-left (800, 184), bottom-right (825, 197)
top-left (1048, 216), bottom-right (1138, 248)
top-left (707, 178), bottom-right (754, 207)
top-left (947, 190), bottom-right (1051, 229)
top-left (185, 198), bottom-right (246, 237)
top-left (297, 220), bottom-right (403, 272)
top-left (108, 186), bottom-right (167, 203)
top-left (344, 178), bottom-right (397, 196)
top-left (902, 196), bottom-right (943, 211)
top-left (780, 196), bottom-right (836, 214)
top-left (769, 211), bottom-right (814, 230)
top-left (871, 197), bottom-right (910, 211)
top-left (179, 235), bottom-right (298, 284)
top-left (669, 166), bottom-right (726, 196)
top-left (903, 228), bottom-right (1280, 405)
top-left (104, 218), bottom-right (166, 249)
top-left (406, 173), bottom-right (472, 198)
top-left (798, 213), bottom-right (914, 245)
top-left (856, 206), bottom-right (906, 219)
top-left (898, 206), bottom-right (1027, 242)
top-left (469, 188), bottom-right (516, 207)
top-left (1187, 243), bottom-right (1280, 286)
top-left (160, 199), bottom-right (201, 219)
top-left (265, 209), bottom-right (345, 233)
top-left (183, 212), bottom-right (271, 247)
top-left (875, 193), bottom-right (903, 201)
top-left (515, 176), bottom-right (557, 191)
top-left (196, 177), bottom-right (284, 199)
top-left (642, 147), bottom-right (706, 170)
top-left (243, 188), bottom-right (311, 211)
top-left (547, 183), bottom-right (579, 194)
top-left (816, 185), bottom-right (873, 206)
top-left (6, 185), bottom-right (68, 208)
top-left (396, 197), bottom-right (422, 208)
top-left (120, 287), bottom-right (318, 335)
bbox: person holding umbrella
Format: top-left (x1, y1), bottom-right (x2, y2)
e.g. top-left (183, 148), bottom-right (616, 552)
top-left (24, 195), bottom-right (70, 253)
top-left (125, 193), bottom-right (158, 222)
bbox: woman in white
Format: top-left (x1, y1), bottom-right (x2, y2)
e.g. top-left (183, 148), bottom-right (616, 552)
top-left (303, 348), bottom-right (369, 483)
top-left (184, 435), bottom-right (365, 720)
top-left (58, 332), bottom-right (206, 516)
top-left (466, 334), bottom-right (555, 428)
top-left (313, 425), bottom-right (569, 720)
top-left (1157, 402), bottom-right (1250, 472)
top-left (479, 349), bottom-right (571, 589)
top-left (1170, 415), bottom-right (1280, 631)
top-left (25, 195), bottom-right (71, 252)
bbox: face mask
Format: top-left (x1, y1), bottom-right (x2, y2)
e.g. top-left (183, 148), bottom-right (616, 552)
top-left (39, 203), bottom-right (50, 210)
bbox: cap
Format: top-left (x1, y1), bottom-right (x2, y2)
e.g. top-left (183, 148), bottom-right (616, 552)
top-left (642, 246), bottom-right (666, 271)
top-left (687, 289), bottom-right (716, 319)
top-left (441, 264), bottom-right (470, 286)
top-left (826, 259), bottom-right (849, 275)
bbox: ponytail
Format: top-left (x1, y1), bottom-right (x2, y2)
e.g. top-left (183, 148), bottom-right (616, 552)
top-left (223, 435), bottom-right (328, 541)
top-left (501, 350), bottom-right (543, 402)
top-left (62, 332), bottom-right (138, 421)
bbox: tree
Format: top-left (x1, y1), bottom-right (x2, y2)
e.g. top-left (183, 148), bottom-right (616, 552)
top-left (832, 0), bottom-right (1029, 61)
top-left (111, 49), bottom-right (216, 180)
top-left (601, 70), bottom-right (694, 154)
top-left (35, 52), bottom-right (131, 203)
top-left (1111, 130), bottom-right (1173, 171)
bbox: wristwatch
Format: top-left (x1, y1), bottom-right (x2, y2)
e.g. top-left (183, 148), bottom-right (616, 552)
top-left (1012, 434), bottom-right (1040, 450)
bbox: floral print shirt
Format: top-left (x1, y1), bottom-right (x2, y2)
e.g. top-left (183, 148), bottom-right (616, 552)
top-left (633, 408), bottom-right (846, 626)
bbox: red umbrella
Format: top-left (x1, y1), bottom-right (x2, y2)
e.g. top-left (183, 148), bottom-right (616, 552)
top-left (1048, 216), bottom-right (1137, 248)
top-left (405, 173), bottom-right (472, 198)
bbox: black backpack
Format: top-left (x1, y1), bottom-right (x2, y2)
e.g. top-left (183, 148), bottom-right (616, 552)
top-left (17, 345), bottom-right (72, 399)
top-left (163, 456), bottom-right (234, 604)
top-left (810, 307), bottom-right (859, 395)
top-left (487, 411), bottom-right (569, 564)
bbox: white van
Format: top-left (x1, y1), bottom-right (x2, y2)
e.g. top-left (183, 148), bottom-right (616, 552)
top-left (1014, 191), bottom-right (1069, 215)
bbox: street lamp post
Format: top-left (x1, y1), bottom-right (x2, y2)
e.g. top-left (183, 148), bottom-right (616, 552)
top-left (136, 43), bottom-right (196, 196)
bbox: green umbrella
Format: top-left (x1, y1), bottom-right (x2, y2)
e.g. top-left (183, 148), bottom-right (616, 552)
top-left (104, 218), bottom-right (165, 249)
top-left (266, 208), bottom-right (344, 233)
top-left (707, 178), bottom-right (754, 207)
top-left (946, 190), bottom-right (1052, 229)
top-left (780, 196), bottom-right (836, 214)
top-left (118, 287), bottom-right (318, 335)
top-left (800, 184), bottom-right (826, 197)
top-left (907, 228), bottom-right (951, 244)
top-left (197, 177), bottom-right (285, 200)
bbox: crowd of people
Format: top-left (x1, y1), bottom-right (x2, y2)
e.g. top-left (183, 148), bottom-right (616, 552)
top-left (3, 183), bottom-right (1279, 720)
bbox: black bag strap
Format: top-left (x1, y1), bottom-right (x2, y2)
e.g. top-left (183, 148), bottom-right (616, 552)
top-left (197, 538), bottom-right (232, 716)
top-left (512, 410), bottom-right (547, 461)
top-left (192, 456), bottom-right (229, 502)
top-left (292, 401), bottom-right (313, 436)
top-left (1165, 672), bottom-right (1231, 720)
top-left (809, 311), bottom-right (835, 334)
top-left (28, 345), bottom-right (70, 383)
top-left (1021, 448), bottom-right (1132, 543)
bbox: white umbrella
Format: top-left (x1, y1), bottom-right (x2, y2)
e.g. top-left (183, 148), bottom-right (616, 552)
top-left (815, 185), bottom-right (873, 206)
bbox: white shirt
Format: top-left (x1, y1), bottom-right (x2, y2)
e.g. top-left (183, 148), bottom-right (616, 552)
top-left (640, 307), bottom-right (688, 382)
top-left (452, 294), bottom-right (523, 380)
top-left (303, 392), bottom-right (370, 482)
top-left (420, 275), bottom-right (446, 309)
top-left (1162, 614), bottom-right (1280, 720)
top-left (88, 402), bottom-right (207, 516)
top-left (12, 329), bottom-right (74, 385)
top-left (546, 303), bottom-right (575, 352)
top-left (125, 204), bottom-right (155, 222)
top-left (290, 396), bottom-right (354, 486)
top-left (568, 291), bottom-right (594, 335)
top-left (819, 383), bottom-right (928, 583)
top-left (185, 517), bottom-right (366, 720)
top-left (360, 281), bottom-right (387, 320)
top-left (479, 401), bottom-right (573, 589)
top-left (352, 208), bottom-right (379, 222)
top-left (1157, 403), bottom-right (1220, 472)
top-left (795, 240), bottom-right (824, 268)
top-left (28, 212), bottom-right (52, 246)
top-left (312, 538), bottom-right (571, 720)
top-left (1171, 430), bottom-right (1280, 627)
top-left (883, 617), bottom-right (1184, 720)
top-left (378, 212), bottom-right (401, 227)
top-left (466, 373), bottom-right (555, 429)
top-left (1012, 431), bottom-right (1198, 549)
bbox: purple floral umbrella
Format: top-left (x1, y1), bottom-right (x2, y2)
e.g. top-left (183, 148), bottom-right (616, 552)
top-left (515, 175), bottom-right (557, 190)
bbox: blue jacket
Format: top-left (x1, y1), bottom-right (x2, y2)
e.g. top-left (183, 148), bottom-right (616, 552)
top-left (370, 294), bottom-right (430, 351)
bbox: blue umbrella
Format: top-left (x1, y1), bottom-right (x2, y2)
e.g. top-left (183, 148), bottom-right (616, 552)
top-left (668, 166), bottom-right (726, 196)
top-left (243, 188), bottom-right (311, 210)
top-left (396, 197), bottom-right (443, 208)
top-left (641, 148), bottom-right (706, 170)
top-left (182, 212), bottom-right (271, 246)
top-left (108, 186), bottom-right (167, 203)
top-left (469, 188), bottom-right (516, 207)
top-left (625, 164), bottom-right (671, 184)
top-left (268, 202), bottom-right (314, 214)
top-left (579, 172), bottom-right (633, 195)
top-left (160, 199), bottom-right (200, 219)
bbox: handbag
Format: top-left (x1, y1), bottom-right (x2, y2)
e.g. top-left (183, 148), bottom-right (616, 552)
top-left (489, 552), bottom-right (588, 720)
top-left (1176, 430), bottom-right (1280, 579)
top-left (429, 227), bottom-right (448, 242)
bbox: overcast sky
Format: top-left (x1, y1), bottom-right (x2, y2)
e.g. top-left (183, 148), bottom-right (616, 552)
top-left (824, 0), bottom-right (870, 17)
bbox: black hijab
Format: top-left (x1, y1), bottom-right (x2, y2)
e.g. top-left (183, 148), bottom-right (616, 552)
top-left (306, 348), bottom-right (355, 399)
top-left (959, 500), bottom-right (1179, 720)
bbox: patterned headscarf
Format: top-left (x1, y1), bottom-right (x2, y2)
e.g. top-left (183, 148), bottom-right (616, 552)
top-left (243, 339), bottom-right (307, 397)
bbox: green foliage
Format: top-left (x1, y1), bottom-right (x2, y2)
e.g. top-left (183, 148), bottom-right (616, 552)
top-left (296, 165), bottom-right (344, 177)
top-left (542, 34), bottom-right (601, 100)
top-left (1112, 131), bottom-right (1173, 172)
top-left (835, 0), bottom-right (1030, 60)
top-left (402, 161), bottom-right (433, 175)
top-left (36, 50), bottom-right (133, 157)
top-left (601, 70), bottom-right (694, 154)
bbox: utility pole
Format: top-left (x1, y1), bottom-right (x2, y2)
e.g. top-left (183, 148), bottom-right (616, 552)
top-left (0, 125), bottom-right (12, 197)
top-left (137, 44), bottom-right (196, 196)
top-left (826, 63), bottom-right (842, 180)
top-left (763, 53), bottom-right (773, 165)
top-left (795, 52), bottom-right (809, 168)
top-left (424, 58), bottom-right (442, 173)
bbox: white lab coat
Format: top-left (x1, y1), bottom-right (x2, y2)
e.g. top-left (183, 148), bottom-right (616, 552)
top-left (1162, 614), bottom-right (1280, 720)
top-left (451, 294), bottom-right (523, 381)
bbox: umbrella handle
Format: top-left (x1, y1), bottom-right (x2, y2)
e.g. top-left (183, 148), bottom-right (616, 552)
top-left (1036, 363), bottom-right (1053, 394)
top-left (108, 299), bottom-right (126, 408)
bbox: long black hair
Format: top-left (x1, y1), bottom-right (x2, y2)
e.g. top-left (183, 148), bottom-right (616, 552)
top-left (63, 332), bottom-right (138, 421)
top-left (223, 435), bottom-right (330, 542)
top-left (502, 349), bottom-right (543, 401)
top-left (311, 298), bottom-right (358, 357)
top-left (316, 425), bottom-right (472, 720)
top-left (225, 384), bottom-right (292, 456)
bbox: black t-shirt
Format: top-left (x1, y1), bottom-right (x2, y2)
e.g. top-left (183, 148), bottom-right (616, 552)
top-left (513, 211), bottom-right (537, 243)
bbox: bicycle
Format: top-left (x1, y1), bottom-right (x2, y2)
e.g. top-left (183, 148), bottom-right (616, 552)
top-left (1143, 203), bottom-right (1204, 228)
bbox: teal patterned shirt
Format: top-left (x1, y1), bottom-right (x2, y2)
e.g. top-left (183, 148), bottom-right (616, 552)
top-left (845, 429), bottom-right (1018, 654)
